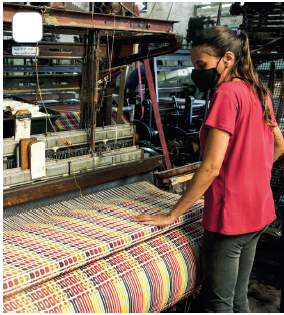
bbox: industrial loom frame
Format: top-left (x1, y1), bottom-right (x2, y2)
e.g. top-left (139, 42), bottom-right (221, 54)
top-left (3, 3), bottom-right (204, 313)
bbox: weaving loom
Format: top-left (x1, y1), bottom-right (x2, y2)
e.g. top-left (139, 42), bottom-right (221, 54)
top-left (3, 181), bottom-right (204, 313)
top-left (3, 5), bottom-right (203, 311)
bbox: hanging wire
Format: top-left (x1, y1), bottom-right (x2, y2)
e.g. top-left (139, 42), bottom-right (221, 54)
top-left (167, 2), bottom-right (174, 20)
top-left (34, 19), bottom-right (71, 147)
top-left (34, 6), bottom-right (89, 205)
top-left (148, 2), bottom-right (156, 18)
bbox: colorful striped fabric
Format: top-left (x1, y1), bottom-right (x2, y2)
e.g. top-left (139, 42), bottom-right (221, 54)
top-left (45, 104), bottom-right (80, 131)
top-left (111, 107), bottom-right (130, 125)
top-left (3, 181), bottom-right (203, 299)
top-left (45, 104), bottom-right (130, 131)
top-left (3, 220), bottom-right (203, 313)
top-left (53, 112), bottom-right (81, 131)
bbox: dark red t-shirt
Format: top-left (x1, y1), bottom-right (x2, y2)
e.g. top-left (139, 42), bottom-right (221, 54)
top-left (200, 81), bottom-right (276, 235)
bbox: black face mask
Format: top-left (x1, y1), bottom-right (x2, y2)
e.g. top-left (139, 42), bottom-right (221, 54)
top-left (191, 57), bottom-right (222, 92)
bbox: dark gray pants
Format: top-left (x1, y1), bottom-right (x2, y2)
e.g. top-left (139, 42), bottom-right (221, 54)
top-left (200, 225), bottom-right (268, 313)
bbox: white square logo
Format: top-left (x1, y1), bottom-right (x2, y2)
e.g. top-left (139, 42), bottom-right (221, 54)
top-left (12, 12), bottom-right (43, 43)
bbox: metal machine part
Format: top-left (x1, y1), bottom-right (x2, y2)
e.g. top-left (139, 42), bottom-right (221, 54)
top-left (133, 119), bottom-right (157, 143)
top-left (3, 122), bottom-right (141, 190)
top-left (44, 139), bottom-right (134, 160)
top-left (164, 96), bottom-right (205, 132)
top-left (3, 124), bottom-right (136, 157)
top-left (3, 146), bottom-right (142, 188)
top-left (3, 155), bottom-right (164, 209)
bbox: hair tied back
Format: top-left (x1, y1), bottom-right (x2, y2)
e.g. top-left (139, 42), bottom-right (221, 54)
top-left (236, 29), bottom-right (241, 36)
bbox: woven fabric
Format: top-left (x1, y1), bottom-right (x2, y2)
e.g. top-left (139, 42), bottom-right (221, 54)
top-left (3, 220), bottom-right (203, 313)
top-left (3, 181), bottom-right (203, 298)
top-left (54, 112), bottom-right (80, 131)
top-left (111, 107), bottom-right (130, 125)
top-left (45, 104), bottom-right (80, 131)
top-left (45, 105), bottom-right (130, 131)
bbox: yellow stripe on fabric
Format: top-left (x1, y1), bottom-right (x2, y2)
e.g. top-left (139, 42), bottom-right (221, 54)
top-left (171, 231), bottom-right (192, 298)
top-left (130, 258), bottom-right (151, 313)
top-left (174, 246), bottom-right (190, 299)
top-left (152, 255), bottom-right (169, 311)
top-left (152, 239), bottom-right (178, 310)
top-left (87, 288), bottom-right (105, 313)
top-left (169, 230), bottom-right (189, 296)
top-left (137, 242), bottom-right (166, 311)
top-left (110, 254), bottom-right (132, 313)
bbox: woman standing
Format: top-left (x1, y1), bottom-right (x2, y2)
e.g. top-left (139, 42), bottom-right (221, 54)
top-left (134, 26), bottom-right (284, 312)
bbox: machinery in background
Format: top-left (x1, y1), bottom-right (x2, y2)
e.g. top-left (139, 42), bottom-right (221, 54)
top-left (3, 2), bottom-right (184, 177)
top-left (230, 2), bottom-right (284, 36)
top-left (133, 95), bottom-right (204, 167)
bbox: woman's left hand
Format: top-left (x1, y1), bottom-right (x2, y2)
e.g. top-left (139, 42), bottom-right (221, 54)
top-left (133, 213), bottom-right (175, 226)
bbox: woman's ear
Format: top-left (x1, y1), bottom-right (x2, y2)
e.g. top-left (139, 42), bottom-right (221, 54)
top-left (223, 52), bottom-right (235, 68)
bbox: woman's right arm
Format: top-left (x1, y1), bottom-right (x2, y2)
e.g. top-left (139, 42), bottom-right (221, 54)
top-left (273, 126), bottom-right (284, 163)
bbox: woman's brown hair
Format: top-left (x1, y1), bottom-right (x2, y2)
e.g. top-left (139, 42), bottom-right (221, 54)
top-left (192, 25), bottom-right (276, 128)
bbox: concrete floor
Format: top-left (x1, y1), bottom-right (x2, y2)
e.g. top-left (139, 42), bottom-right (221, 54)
top-left (162, 231), bottom-right (283, 313)
top-left (248, 277), bottom-right (281, 313)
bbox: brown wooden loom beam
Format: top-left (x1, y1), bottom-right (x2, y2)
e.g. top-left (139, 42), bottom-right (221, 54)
top-left (3, 3), bottom-right (177, 34)
top-left (156, 162), bottom-right (202, 179)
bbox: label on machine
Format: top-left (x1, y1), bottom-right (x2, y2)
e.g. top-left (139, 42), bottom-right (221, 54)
top-left (12, 46), bottom-right (39, 56)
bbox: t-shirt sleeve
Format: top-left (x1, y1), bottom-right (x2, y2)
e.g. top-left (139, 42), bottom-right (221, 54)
top-left (203, 90), bottom-right (238, 135)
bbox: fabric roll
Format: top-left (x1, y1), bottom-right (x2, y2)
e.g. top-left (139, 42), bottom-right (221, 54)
top-left (3, 220), bottom-right (203, 313)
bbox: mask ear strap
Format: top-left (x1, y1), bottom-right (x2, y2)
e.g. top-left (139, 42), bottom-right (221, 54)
top-left (217, 55), bottom-right (229, 68)
top-left (216, 56), bottom-right (222, 67)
